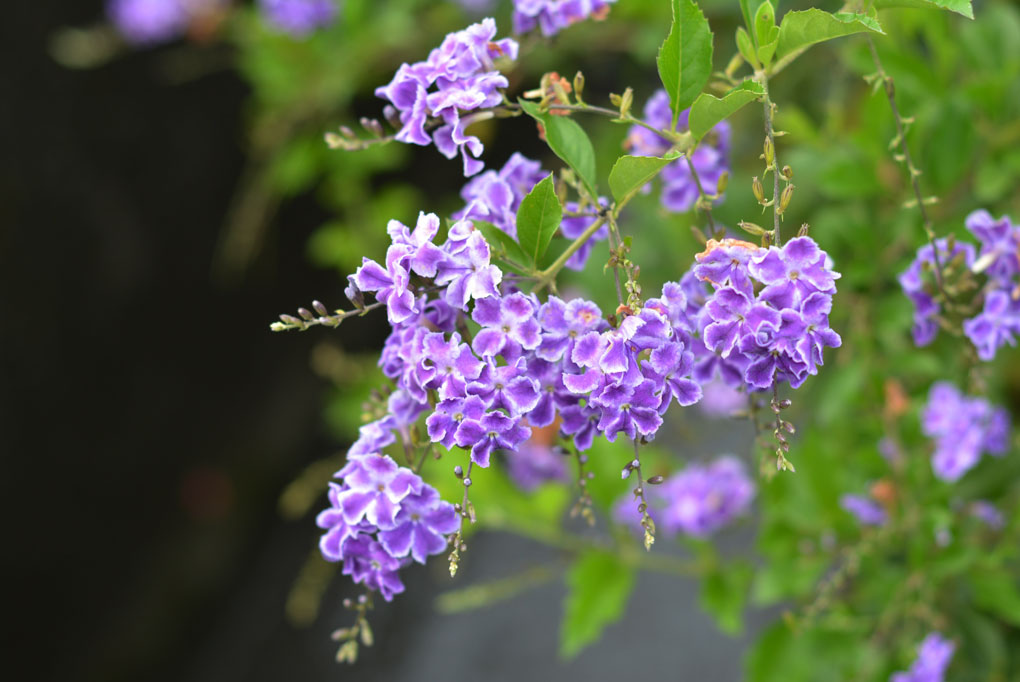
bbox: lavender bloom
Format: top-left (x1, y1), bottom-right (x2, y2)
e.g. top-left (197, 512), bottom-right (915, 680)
top-left (614, 456), bottom-right (755, 538)
top-left (966, 209), bottom-right (1019, 283)
top-left (340, 536), bottom-right (408, 601)
top-left (505, 442), bottom-right (570, 491)
top-left (258, 0), bottom-right (337, 36)
top-left (559, 402), bottom-right (600, 451)
top-left (840, 494), bottom-right (887, 526)
top-left (891, 632), bottom-right (955, 682)
top-left (512, 0), bottom-right (616, 36)
top-left (378, 486), bottom-right (460, 564)
top-left (898, 238), bottom-right (975, 347)
top-left (471, 292), bottom-right (541, 360)
top-left (536, 296), bottom-right (606, 364)
top-left (454, 154), bottom-right (547, 239)
top-left (748, 236), bottom-right (841, 310)
top-left (645, 341), bottom-right (702, 413)
top-left (969, 500), bottom-right (1004, 529)
top-left (595, 379), bottom-right (663, 442)
top-left (625, 90), bottom-right (730, 213)
top-left (454, 407), bottom-right (530, 467)
top-left (331, 454), bottom-right (423, 529)
top-left (387, 212), bottom-right (446, 278)
top-left (375, 19), bottom-right (518, 175)
top-left (416, 331), bottom-right (484, 400)
top-left (108, 0), bottom-right (188, 45)
top-left (435, 229), bottom-right (503, 309)
top-left (922, 381), bottom-right (1011, 482)
top-left (963, 289), bottom-right (1020, 361)
top-left (466, 358), bottom-right (541, 415)
top-left (353, 248), bottom-right (417, 325)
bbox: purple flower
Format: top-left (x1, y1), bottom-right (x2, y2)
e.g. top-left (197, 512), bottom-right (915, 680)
top-left (375, 19), bottom-right (518, 175)
top-left (471, 292), bottom-right (541, 360)
top-left (749, 237), bottom-right (841, 310)
top-left (454, 406), bottom-right (530, 467)
top-left (536, 296), bottom-right (605, 364)
top-left (560, 200), bottom-right (610, 271)
top-left (615, 456), bottom-right (754, 538)
top-left (340, 536), bottom-right (408, 601)
top-left (899, 238), bottom-right (975, 347)
top-left (595, 379), bottom-right (663, 442)
top-left (969, 500), bottom-right (1004, 529)
top-left (922, 381), bottom-right (1011, 482)
top-left (258, 0), bottom-right (337, 36)
top-left (966, 209), bottom-right (1019, 283)
top-left (645, 341), bottom-right (702, 413)
top-left (107, 0), bottom-right (188, 45)
top-left (378, 486), bottom-right (460, 564)
top-left (693, 239), bottom-right (760, 294)
top-left (435, 229), bottom-right (503, 309)
top-left (454, 154), bottom-right (547, 239)
top-left (702, 287), bottom-right (780, 358)
top-left (840, 494), bottom-right (887, 526)
top-left (559, 402), bottom-right (601, 451)
top-left (625, 90), bottom-right (730, 213)
top-left (353, 248), bottom-right (417, 325)
top-left (466, 358), bottom-right (541, 415)
top-left (698, 379), bottom-right (745, 417)
top-left (963, 289), bottom-right (1020, 361)
top-left (417, 331), bottom-right (485, 400)
top-left (891, 632), bottom-right (954, 682)
top-left (505, 442), bottom-right (570, 491)
top-left (512, 0), bottom-right (616, 36)
top-left (386, 212), bottom-right (446, 278)
top-left (316, 482), bottom-right (370, 560)
top-left (331, 454), bottom-right (424, 529)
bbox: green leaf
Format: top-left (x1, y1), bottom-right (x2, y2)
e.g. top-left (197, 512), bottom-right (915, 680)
top-left (518, 99), bottom-right (598, 200)
top-left (753, 1), bottom-right (779, 66)
top-left (473, 220), bottom-right (531, 272)
top-left (736, 27), bottom-right (759, 69)
top-left (872, 0), bottom-right (973, 19)
top-left (608, 154), bottom-right (676, 208)
top-left (515, 174), bottom-right (563, 266)
top-left (689, 80), bottom-right (764, 144)
top-left (656, 0), bottom-right (713, 129)
top-left (971, 568), bottom-right (1020, 626)
top-left (700, 560), bottom-right (753, 634)
top-left (560, 551), bottom-right (635, 658)
top-left (775, 10), bottom-right (884, 62)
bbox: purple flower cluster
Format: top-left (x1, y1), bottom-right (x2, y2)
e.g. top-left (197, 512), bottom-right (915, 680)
top-left (613, 456), bottom-right (755, 538)
top-left (375, 19), bottom-right (518, 176)
top-left (683, 237), bottom-right (842, 393)
top-left (505, 442), bottom-right (570, 491)
top-left (890, 632), bottom-right (954, 682)
top-left (626, 90), bottom-right (730, 213)
top-left (107, 0), bottom-right (226, 44)
top-left (316, 452), bottom-right (460, 601)
top-left (258, 0), bottom-right (337, 36)
top-left (900, 210), bottom-right (1020, 359)
top-left (921, 381), bottom-right (1010, 482)
top-left (840, 493), bottom-right (887, 526)
top-left (454, 154), bottom-right (608, 270)
top-left (512, 0), bottom-right (616, 37)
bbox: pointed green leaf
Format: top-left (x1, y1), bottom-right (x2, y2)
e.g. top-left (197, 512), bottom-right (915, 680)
top-left (560, 551), bottom-right (635, 658)
top-left (656, 0), bottom-right (714, 129)
top-left (608, 154), bottom-right (677, 207)
top-left (736, 26), bottom-right (759, 68)
top-left (515, 174), bottom-right (563, 266)
top-left (472, 220), bottom-right (532, 272)
top-left (872, 0), bottom-right (973, 19)
top-left (689, 80), bottom-right (764, 144)
top-left (775, 10), bottom-right (884, 62)
top-left (519, 99), bottom-right (598, 200)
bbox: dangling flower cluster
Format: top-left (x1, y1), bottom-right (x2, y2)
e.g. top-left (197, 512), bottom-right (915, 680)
top-left (316, 452), bottom-right (460, 601)
top-left (890, 632), bottom-right (955, 682)
top-left (921, 381), bottom-right (1010, 482)
top-left (613, 456), bottom-right (755, 538)
top-left (511, 0), bottom-right (616, 37)
top-left (258, 0), bottom-right (338, 36)
top-left (375, 19), bottom-right (519, 176)
top-left (107, 0), bottom-right (226, 45)
top-left (626, 89), bottom-right (730, 213)
top-left (454, 154), bottom-right (609, 270)
top-left (684, 237), bottom-right (842, 393)
top-left (899, 210), bottom-right (1020, 359)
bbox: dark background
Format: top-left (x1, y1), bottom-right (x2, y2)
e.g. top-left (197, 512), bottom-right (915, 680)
top-left (3, 3), bottom-right (762, 680)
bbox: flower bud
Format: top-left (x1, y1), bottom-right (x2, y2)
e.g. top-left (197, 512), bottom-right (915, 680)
top-left (312, 300), bottom-right (328, 316)
top-left (738, 220), bottom-right (768, 236)
top-left (716, 170), bottom-right (729, 195)
top-left (573, 71), bottom-right (585, 101)
top-left (780, 165), bottom-right (793, 181)
top-left (763, 137), bottom-right (775, 168)
top-left (298, 307), bottom-right (315, 321)
top-left (777, 183), bottom-right (794, 215)
top-left (752, 176), bottom-right (766, 205)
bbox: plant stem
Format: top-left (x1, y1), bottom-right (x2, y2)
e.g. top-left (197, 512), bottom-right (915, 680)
top-left (684, 155), bottom-right (717, 233)
top-left (532, 214), bottom-right (607, 293)
top-left (757, 71), bottom-right (782, 246)
top-left (866, 36), bottom-right (948, 299)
